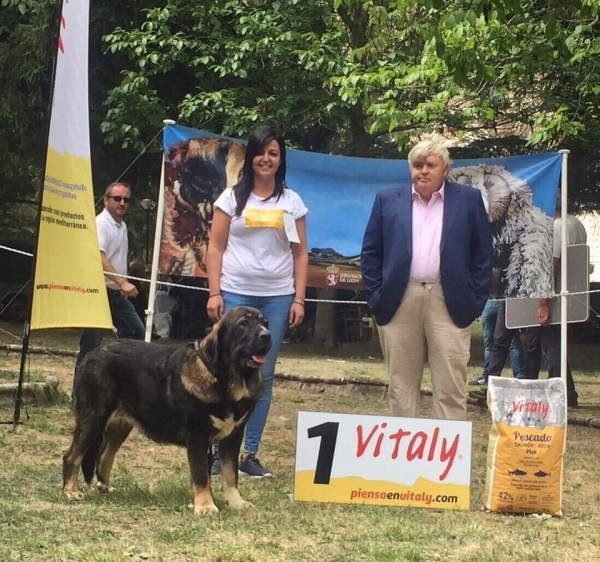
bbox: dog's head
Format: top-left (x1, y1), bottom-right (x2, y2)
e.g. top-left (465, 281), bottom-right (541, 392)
top-left (167, 138), bottom-right (245, 211)
top-left (162, 138), bottom-right (245, 274)
top-left (201, 306), bottom-right (272, 373)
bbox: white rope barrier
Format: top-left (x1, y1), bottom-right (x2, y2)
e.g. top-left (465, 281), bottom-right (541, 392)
top-left (2, 244), bottom-right (600, 307)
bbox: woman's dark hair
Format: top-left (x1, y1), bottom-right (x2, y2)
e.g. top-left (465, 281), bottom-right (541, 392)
top-left (233, 127), bottom-right (287, 216)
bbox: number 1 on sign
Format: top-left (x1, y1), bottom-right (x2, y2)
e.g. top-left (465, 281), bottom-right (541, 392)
top-left (307, 422), bottom-right (339, 484)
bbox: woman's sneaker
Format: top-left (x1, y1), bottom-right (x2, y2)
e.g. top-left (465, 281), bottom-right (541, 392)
top-left (238, 453), bottom-right (272, 478)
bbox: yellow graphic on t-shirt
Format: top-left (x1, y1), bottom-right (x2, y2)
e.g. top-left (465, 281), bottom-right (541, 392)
top-left (245, 209), bottom-right (285, 229)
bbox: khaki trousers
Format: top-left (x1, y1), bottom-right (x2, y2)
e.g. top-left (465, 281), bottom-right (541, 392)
top-left (377, 281), bottom-right (471, 420)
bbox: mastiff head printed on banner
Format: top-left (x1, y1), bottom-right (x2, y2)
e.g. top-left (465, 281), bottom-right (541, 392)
top-left (448, 165), bottom-right (554, 299)
top-left (160, 138), bottom-right (245, 276)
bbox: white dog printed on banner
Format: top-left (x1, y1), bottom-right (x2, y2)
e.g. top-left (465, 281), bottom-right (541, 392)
top-left (448, 165), bottom-right (554, 299)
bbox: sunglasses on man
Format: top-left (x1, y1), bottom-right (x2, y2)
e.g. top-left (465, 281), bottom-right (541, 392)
top-left (106, 196), bottom-right (131, 204)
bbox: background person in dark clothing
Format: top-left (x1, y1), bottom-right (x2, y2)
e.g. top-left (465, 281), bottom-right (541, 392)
top-left (522, 211), bottom-right (587, 408)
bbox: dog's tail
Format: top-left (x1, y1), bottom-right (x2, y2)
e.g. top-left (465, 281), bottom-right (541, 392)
top-left (81, 436), bottom-right (102, 485)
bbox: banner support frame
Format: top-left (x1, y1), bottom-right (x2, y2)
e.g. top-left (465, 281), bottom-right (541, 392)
top-left (558, 149), bottom-right (570, 386)
top-left (144, 119), bottom-right (175, 342)
top-left (9, 9), bottom-right (66, 430)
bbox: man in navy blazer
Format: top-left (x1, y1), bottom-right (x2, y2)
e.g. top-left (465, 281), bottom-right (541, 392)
top-left (361, 139), bottom-right (492, 420)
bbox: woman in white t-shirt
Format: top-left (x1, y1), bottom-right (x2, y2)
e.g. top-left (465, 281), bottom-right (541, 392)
top-left (206, 127), bottom-right (308, 478)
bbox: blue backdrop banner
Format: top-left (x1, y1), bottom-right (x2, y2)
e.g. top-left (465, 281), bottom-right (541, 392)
top-left (161, 124), bottom-right (560, 294)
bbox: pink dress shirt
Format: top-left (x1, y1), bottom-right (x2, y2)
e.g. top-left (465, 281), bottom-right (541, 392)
top-left (409, 183), bottom-right (444, 283)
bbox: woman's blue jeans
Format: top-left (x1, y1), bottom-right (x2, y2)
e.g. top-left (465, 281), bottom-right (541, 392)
top-left (221, 291), bottom-right (293, 455)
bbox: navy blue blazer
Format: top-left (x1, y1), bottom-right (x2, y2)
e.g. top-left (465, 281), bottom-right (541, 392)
top-left (361, 181), bottom-right (493, 328)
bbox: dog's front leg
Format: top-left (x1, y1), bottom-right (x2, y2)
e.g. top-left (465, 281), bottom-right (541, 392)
top-left (187, 437), bottom-right (218, 515)
top-left (220, 428), bottom-right (254, 511)
top-left (63, 449), bottom-right (85, 500)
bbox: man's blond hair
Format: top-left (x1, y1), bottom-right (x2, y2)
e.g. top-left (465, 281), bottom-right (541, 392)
top-left (408, 139), bottom-right (452, 168)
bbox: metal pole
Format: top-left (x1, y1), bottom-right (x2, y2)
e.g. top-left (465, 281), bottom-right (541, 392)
top-left (145, 208), bottom-right (150, 264)
top-left (144, 119), bottom-right (175, 342)
top-left (558, 149), bottom-right (570, 385)
top-left (10, 3), bottom-right (64, 429)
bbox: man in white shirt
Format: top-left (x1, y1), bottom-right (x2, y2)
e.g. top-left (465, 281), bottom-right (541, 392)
top-left (74, 182), bottom-right (145, 381)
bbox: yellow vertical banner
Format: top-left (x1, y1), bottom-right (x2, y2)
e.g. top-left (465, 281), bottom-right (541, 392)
top-left (31, 0), bottom-right (112, 330)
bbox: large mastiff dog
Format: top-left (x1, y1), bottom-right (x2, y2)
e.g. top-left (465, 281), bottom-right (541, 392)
top-left (63, 306), bottom-right (271, 515)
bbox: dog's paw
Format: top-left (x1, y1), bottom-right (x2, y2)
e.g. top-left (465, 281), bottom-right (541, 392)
top-left (223, 487), bottom-right (255, 511)
top-left (63, 489), bottom-right (85, 501)
top-left (96, 482), bottom-right (114, 494)
top-left (227, 498), bottom-right (255, 511)
top-left (193, 503), bottom-right (219, 516)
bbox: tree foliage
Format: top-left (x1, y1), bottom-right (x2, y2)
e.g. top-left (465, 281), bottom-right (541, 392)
top-left (0, 0), bottom-right (59, 236)
top-left (102, 1), bottom-right (600, 153)
top-left (1, 0), bottom-right (600, 242)
top-left (0, 0), bottom-right (163, 245)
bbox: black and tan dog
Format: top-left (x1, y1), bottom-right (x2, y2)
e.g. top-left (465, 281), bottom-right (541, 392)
top-left (63, 306), bottom-right (271, 515)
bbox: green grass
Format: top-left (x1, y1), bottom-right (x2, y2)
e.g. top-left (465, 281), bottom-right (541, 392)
top-left (0, 369), bottom-right (48, 383)
top-left (0, 320), bottom-right (599, 561)
top-left (1, 385), bottom-right (599, 562)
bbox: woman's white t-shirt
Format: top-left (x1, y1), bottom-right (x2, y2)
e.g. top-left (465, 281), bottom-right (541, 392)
top-left (214, 187), bottom-right (308, 296)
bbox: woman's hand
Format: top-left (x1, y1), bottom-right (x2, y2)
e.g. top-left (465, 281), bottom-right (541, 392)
top-left (207, 294), bottom-right (224, 323)
top-left (289, 301), bottom-right (305, 328)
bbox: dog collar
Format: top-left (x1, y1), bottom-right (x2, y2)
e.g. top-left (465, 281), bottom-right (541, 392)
top-left (193, 339), bottom-right (210, 365)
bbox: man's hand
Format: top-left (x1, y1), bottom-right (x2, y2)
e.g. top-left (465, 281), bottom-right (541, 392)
top-left (119, 281), bottom-right (138, 299)
top-left (537, 299), bottom-right (550, 326)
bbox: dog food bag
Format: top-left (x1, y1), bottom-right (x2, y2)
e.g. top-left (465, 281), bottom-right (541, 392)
top-left (483, 376), bottom-right (567, 516)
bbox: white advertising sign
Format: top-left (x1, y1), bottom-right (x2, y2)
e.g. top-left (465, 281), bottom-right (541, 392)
top-left (294, 411), bottom-right (472, 510)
